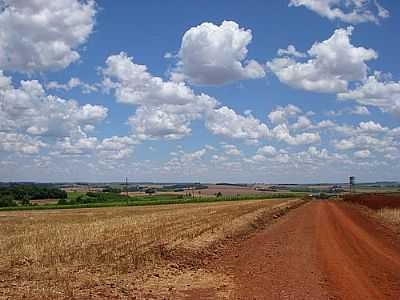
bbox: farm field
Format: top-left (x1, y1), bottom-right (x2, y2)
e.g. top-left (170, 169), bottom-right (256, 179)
top-left (344, 193), bottom-right (400, 226)
top-left (0, 198), bottom-right (299, 299)
top-left (194, 184), bottom-right (281, 196)
top-left (0, 190), bottom-right (302, 211)
top-left (1, 0), bottom-right (400, 299)
top-left (343, 192), bottom-right (400, 209)
top-left (1, 194), bottom-right (400, 299)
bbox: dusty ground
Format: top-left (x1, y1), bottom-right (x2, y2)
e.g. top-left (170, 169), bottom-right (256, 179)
top-left (181, 201), bottom-right (400, 299)
top-left (1, 199), bottom-right (399, 299)
top-left (316, 201), bottom-right (400, 299)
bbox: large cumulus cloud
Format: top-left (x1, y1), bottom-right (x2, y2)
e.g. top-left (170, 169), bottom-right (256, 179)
top-left (0, 0), bottom-right (96, 73)
top-left (171, 21), bottom-right (265, 85)
top-left (268, 27), bottom-right (377, 93)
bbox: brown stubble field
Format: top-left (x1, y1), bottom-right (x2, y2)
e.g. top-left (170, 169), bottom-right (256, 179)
top-left (0, 198), bottom-right (301, 299)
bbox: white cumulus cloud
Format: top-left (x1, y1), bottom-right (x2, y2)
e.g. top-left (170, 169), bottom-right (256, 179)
top-left (171, 21), bottom-right (265, 85)
top-left (0, 71), bottom-right (108, 138)
top-left (257, 145), bottom-right (277, 156)
top-left (289, 0), bottom-right (389, 24)
top-left (102, 52), bottom-right (269, 142)
top-left (0, 132), bottom-right (46, 155)
top-left (97, 136), bottom-right (137, 161)
top-left (277, 45), bottom-right (306, 58)
top-left (268, 104), bottom-right (302, 124)
top-left (268, 27), bottom-right (377, 93)
top-left (272, 124), bottom-right (321, 145)
top-left (354, 149), bottom-right (371, 159)
top-left (223, 144), bottom-right (242, 156)
top-left (0, 0), bottom-right (96, 73)
top-left (338, 73), bottom-right (400, 118)
top-left (47, 77), bottom-right (98, 94)
top-left (206, 106), bottom-right (270, 143)
top-left (102, 52), bottom-right (218, 140)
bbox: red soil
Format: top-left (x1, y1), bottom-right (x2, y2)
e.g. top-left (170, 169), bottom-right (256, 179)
top-left (184, 201), bottom-right (400, 299)
top-left (343, 193), bottom-right (400, 209)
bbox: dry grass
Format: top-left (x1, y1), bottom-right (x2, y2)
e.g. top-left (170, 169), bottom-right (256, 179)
top-left (0, 199), bottom-right (299, 299)
top-left (377, 208), bottom-right (400, 224)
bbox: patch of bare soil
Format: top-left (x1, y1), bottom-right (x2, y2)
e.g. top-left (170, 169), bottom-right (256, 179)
top-left (185, 201), bottom-right (400, 300)
top-left (317, 202), bottom-right (400, 299)
top-left (207, 202), bottom-right (331, 300)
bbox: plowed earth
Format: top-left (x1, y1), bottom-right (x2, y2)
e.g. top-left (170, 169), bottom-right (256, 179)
top-left (343, 193), bottom-right (400, 209)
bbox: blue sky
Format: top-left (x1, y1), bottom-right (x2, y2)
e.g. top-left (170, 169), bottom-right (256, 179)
top-left (0, 0), bottom-right (399, 183)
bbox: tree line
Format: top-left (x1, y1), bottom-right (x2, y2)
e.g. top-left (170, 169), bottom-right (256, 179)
top-left (0, 184), bottom-right (67, 207)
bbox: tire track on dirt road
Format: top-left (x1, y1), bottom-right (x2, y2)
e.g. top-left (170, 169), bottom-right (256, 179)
top-left (198, 201), bottom-right (400, 299)
top-left (215, 202), bottom-right (331, 299)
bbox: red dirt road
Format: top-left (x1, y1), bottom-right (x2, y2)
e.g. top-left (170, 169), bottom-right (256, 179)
top-left (209, 201), bottom-right (400, 299)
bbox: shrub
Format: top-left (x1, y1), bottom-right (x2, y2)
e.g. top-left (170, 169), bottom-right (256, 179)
top-left (21, 198), bottom-right (31, 206)
top-left (57, 199), bottom-right (68, 205)
top-left (0, 195), bottom-right (17, 207)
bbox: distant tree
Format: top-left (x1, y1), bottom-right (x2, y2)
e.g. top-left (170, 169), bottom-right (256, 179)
top-left (57, 198), bottom-right (68, 205)
top-left (103, 187), bottom-right (122, 193)
top-left (319, 193), bottom-right (330, 199)
top-left (21, 197), bottom-right (31, 206)
top-left (0, 195), bottom-right (17, 207)
top-left (1, 184), bottom-right (67, 201)
top-left (216, 192), bottom-right (222, 198)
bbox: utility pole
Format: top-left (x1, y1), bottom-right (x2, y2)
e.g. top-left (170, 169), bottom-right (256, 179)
top-left (125, 177), bottom-right (129, 203)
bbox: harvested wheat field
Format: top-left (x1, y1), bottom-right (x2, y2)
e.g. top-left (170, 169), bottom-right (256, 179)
top-left (2, 197), bottom-right (400, 299)
top-left (0, 198), bottom-right (299, 299)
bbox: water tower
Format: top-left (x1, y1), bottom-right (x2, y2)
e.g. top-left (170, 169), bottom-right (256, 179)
top-left (349, 176), bottom-right (355, 193)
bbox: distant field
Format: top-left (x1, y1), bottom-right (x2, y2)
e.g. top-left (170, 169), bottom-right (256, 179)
top-left (123, 184), bottom-right (289, 197)
top-left (0, 198), bottom-right (301, 299)
top-left (353, 187), bottom-right (400, 193)
top-left (67, 191), bottom-right (86, 200)
top-left (197, 184), bottom-right (283, 196)
top-left (0, 192), bottom-right (304, 211)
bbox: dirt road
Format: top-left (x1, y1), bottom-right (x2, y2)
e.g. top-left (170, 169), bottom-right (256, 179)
top-left (200, 201), bottom-right (400, 299)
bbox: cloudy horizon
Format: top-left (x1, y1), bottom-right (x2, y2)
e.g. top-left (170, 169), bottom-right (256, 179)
top-left (0, 0), bottom-right (399, 184)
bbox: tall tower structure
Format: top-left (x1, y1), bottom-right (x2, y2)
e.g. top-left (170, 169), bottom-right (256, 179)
top-left (349, 176), bottom-right (355, 193)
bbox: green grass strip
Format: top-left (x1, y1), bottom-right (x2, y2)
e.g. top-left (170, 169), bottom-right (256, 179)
top-left (0, 193), bottom-right (305, 211)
